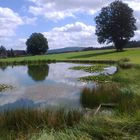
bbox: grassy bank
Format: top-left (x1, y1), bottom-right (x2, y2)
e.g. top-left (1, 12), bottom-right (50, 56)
top-left (1, 100), bottom-right (140, 140)
top-left (31, 114), bottom-right (140, 140)
top-left (0, 48), bottom-right (140, 64)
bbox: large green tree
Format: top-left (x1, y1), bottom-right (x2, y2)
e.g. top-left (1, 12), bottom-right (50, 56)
top-left (95, 0), bottom-right (137, 51)
top-left (26, 33), bottom-right (49, 55)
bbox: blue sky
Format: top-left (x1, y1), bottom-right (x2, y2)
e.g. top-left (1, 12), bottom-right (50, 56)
top-left (0, 0), bottom-right (140, 50)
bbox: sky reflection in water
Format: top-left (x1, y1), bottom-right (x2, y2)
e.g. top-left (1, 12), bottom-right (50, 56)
top-left (0, 63), bottom-right (116, 110)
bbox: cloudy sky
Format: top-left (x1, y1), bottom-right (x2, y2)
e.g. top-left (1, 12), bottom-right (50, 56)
top-left (0, 0), bottom-right (140, 50)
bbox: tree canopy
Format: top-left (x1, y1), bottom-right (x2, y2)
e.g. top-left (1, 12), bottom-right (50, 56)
top-left (0, 45), bottom-right (7, 57)
top-left (95, 0), bottom-right (137, 51)
top-left (26, 33), bottom-right (49, 55)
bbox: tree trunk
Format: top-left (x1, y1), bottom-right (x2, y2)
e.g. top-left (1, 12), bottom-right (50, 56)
top-left (114, 40), bottom-right (125, 52)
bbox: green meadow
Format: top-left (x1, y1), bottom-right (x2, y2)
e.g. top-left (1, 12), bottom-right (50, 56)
top-left (0, 48), bottom-right (140, 64)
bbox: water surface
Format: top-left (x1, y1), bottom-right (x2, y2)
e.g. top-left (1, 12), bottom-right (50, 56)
top-left (0, 63), bottom-right (116, 110)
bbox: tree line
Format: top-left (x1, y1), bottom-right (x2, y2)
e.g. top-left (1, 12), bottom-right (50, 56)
top-left (0, 46), bottom-right (26, 58)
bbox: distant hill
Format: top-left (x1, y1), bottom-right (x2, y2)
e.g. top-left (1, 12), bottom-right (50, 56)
top-left (47, 47), bottom-right (86, 54)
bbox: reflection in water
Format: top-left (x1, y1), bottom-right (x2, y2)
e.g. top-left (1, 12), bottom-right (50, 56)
top-left (0, 65), bottom-right (7, 71)
top-left (0, 63), bottom-right (117, 110)
top-left (0, 98), bottom-right (39, 111)
top-left (28, 64), bottom-right (49, 81)
top-left (0, 63), bottom-right (93, 109)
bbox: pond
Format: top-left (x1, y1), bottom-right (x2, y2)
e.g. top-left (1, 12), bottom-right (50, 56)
top-left (0, 62), bottom-right (116, 110)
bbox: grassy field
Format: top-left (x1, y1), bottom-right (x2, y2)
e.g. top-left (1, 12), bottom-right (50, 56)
top-left (0, 48), bottom-right (140, 64)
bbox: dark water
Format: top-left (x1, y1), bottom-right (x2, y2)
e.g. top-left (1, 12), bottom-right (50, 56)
top-left (0, 63), bottom-right (116, 110)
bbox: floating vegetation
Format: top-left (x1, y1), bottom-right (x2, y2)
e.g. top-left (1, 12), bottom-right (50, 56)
top-left (70, 65), bottom-right (108, 73)
top-left (70, 64), bottom-right (117, 83)
top-left (0, 84), bottom-right (13, 92)
top-left (79, 74), bottom-right (112, 83)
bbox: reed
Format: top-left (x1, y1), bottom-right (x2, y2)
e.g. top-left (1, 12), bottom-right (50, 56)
top-left (80, 84), bottom-right (140, 113)
top-left (0, 109), bottom-right (82, 140)
top-left (118, 62), bottom-right (134, 69)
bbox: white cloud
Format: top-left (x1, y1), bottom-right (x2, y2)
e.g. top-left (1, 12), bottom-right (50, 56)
top-left (28, 0), bottom-right (138, 19)
top-left (0, 6), bottom-right (38, 49)
top-left (28, 0), bottom-right (112, 21)
top-left (0, 38), bottom-right (26, 50)
top-left (0, 7), bottom-right (24, 37)
top-left (0, 21), bottom-right (98, 50)
top-left (13, 38), bottom-right (26, 50)
top-left (125, 0), bottom-right (140, 11)
top-left (29, 6), bottom-right (75, 21)
top-left (28, 0), bottom-right (140, 30)
top-left (133, 30), bottom-right (140, 40)
top-left (43, 22), bottom-right (98, 49)
top-left (23, 16), bottom-right (37, 25)
top-left (0, 7), bottom-right (37, 38)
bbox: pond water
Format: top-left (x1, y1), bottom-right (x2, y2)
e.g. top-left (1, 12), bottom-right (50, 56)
top-left (0, 63), bottom-right (116, 110)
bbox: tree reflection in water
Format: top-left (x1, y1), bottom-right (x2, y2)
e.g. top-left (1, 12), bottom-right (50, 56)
top-left (0, 66), bottom-right (7, 71)
top-left (28, 64), bottom-right (49, 81)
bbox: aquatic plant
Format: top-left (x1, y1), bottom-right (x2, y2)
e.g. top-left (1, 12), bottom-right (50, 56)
top-left (69, 65), bottom-right (107, 73)
top-left (0, 84), bottom-right (13, 92)
top-left (79, 74), bottom-right (112, 83)
top-left (80, 83), bottom-right (120, 108)
top-left (80, 84), bottom-right (140, 113)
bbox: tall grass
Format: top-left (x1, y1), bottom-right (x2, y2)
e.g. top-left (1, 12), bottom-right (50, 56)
top-left (31, 128), bottom-right (92, 140)
top-left (81, 83), bottom-right (120, 108)
top-left (0, 109), bottom-right (82, 140)
top-left (80, 83), bottom-right (140, 113)
top-left (118, 62), bottom-right (134, 69)
top-left (31, 114), bottom-right (140, 140)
